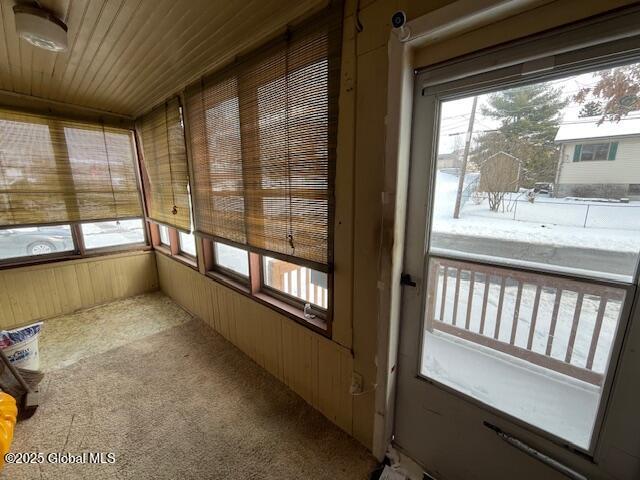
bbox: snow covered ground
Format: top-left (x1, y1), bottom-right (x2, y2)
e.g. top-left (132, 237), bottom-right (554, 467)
top-left (432, 171), bottom-right (640, 255)
top-left (81, 219), bottom-right (145, 249)
top-left (422, 330), bottom-right (599, 449)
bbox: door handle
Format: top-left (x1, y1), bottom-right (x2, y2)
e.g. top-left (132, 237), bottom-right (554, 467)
top-left (400, 273), bottom-right (417, 287)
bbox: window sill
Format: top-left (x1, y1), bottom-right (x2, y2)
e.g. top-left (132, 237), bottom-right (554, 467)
top-left (174, 253), bottom-right (198, 270)
top-left (253, 291), bottom-right (328, 333)
top-left (83, 242), bottom-right (149, 255)
top-left (154, 248), bottom-right (198, 271)
top-left (177, 252), bottom-right (198, 267)
top-left (205, 270), bottom-right (250, 294)
top-left (0, 247), bottom-right (152, 271)
top-left (154, 244), bottom-right (172, 256)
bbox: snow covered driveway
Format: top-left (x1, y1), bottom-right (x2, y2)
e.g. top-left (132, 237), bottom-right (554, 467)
top-left (431, 172), bottom-right (640, 280)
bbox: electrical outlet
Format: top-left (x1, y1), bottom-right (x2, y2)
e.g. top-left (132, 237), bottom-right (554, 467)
top-left (350, 372), bottom-right (363, 395)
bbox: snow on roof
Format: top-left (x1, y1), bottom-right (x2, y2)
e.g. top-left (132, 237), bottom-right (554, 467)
top-left (555, 114), bottom-right (640, 142)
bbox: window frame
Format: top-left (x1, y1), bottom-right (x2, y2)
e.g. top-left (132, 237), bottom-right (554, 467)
top-left (259, 256), bottom-right (328, 319)
top-left (209, 239), bottom-right (250, 285)
top-left (0, 222), bottom-right (79, 266)
top-left (576, 142), bottom-right (614, 162)
top-left (197, 235), bottom-right (331, 333)
top-left (79, 218), bottom-right (149, 254)
top-left (148, 221), bottom-right (197, 269)
top-left (158, 224), bottom-right (171, 248)
top-left (177, 230), bottom-right (197, 260)
top-left (0, 217), bottom-right (151, 269)
top-left (411, 45), bottom-right (640, 456)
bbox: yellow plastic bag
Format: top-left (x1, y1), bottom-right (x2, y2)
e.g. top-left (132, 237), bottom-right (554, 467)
top-left (0, 393), bottom-right (17, 469)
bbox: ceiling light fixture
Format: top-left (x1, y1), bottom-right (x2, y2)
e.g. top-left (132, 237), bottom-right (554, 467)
top-left (13, 4), bottom-right (68, 52)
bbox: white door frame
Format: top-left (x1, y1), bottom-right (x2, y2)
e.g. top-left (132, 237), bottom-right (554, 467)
top-left (373, 0), bottom-right (559, 460)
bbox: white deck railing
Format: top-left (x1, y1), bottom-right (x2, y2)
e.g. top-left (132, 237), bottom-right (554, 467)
top-left (270, 262), bottom-right (328, 309)
top-left (426, 257), bottom-right (626, 386)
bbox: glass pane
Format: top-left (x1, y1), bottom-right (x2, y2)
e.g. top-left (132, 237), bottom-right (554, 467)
top-left (179, 231), bottom-right (196, 257)
top-left (422, 258), bottom-right (626, 449)
top-left (431, 62), bottom-right (640, 283)
top-left (0, 225), bottom-right (74, 259)
top-left (593, 143), bottom-right (609, 161)
top-left (158, 225), bottom-right (170, 246)
top-left (81, 219), bottom-right (145, 249)
top-left (424, 62), bottom-right (640, 450)
top-left (213, 242), bottom-right (248, 277)
top-left (580, 143), bottom-right (597, 161)
top-left (262, 256), bottom-right (328, 309)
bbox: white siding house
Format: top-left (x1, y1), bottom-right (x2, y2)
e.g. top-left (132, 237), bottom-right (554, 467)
top-left (554, 115), bottom-right (640, 199)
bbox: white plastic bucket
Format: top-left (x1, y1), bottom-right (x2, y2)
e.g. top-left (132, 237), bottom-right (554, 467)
top-left (0, 322), bottom-right (43, 370)
top-left (3, 335), bottom-right (40, 370)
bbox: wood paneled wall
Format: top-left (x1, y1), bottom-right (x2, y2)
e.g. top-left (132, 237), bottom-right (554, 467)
top-left (156, 253), bottom-right (354, 434)
top-left (0, 251), bottom-right (158, 330)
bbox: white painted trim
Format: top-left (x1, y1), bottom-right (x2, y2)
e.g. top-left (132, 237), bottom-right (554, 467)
top-left (404, 0), bottom-right (550, 47)
top-left (372, 32), bottom-right (413, 461)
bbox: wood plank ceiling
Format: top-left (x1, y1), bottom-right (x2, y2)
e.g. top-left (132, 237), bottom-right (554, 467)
top-left (0, 0), bottom-right (325, 117)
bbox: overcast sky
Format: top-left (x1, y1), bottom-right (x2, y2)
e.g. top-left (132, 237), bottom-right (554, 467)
top-left (436, 68), bottom-right (614, 154)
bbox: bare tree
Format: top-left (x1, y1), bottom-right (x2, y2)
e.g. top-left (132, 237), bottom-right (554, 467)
top-left (478, 152), bottom-right (520, 212)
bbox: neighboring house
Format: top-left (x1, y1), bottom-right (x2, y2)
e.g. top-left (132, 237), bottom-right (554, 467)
top-left (554, 115), bottom-right (640, 199)
top-left (436, 152), bottom-right (462, 170)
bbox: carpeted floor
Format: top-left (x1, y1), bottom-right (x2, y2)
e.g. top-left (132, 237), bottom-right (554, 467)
top-left (2, 292), bottom-right (375, 479)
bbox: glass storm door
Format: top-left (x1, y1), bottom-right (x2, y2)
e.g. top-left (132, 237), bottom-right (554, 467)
top-left (393, 24), bottom-right (640, 480)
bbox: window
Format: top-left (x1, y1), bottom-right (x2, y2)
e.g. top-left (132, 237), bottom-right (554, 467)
top-left (81, 219), bottom-right (145, 250)
top-left (178, 231), bottom-right (196, 257)
top-left (419, 59), bottom-right (640, 450)
top-left (0, 108), bottom-right (147, 265)
top-left (213, 242), bottom-right (249, 277)
top-left (151, 223), bottom-right (197, 265)
top-left (178, 5), bottom-right (339, 330)
top-left (158, 225), bottom-right (170, 246)
top-left (0, 225), bottom-right (74, 260)
top-left (262, 256), bottom-right (328, 309)
top-left (203, 241), bottom-right (330, 328)
top-left (574, 142), bottom-right (617, 161)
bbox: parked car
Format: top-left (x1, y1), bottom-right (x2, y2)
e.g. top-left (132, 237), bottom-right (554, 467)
top-left (0, 226), bottom-right (74, 258)
top-left (533, 182), bottom-right (554, 195)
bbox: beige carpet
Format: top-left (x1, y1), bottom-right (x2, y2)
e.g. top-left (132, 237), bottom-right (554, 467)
top-left (2, 292), bottom-right (375, 479)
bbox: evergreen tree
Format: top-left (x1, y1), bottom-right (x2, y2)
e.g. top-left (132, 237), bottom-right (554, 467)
top-left (578, 101), bottom-right (603, 117)
top-left (473, 83), bottom-right (567, 187)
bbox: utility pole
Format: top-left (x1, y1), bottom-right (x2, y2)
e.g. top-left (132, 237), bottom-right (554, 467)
top-left (453, 96), bottom-right (478, 219)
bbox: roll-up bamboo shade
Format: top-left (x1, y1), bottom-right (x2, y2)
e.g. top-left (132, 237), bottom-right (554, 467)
top-left (188, 74), bottom-right (246, 245)
top-left (0, 108), bottom-right (143, 226)
top-left (186, 5), bottom-right (341, 267)
top-left (137, 98), bottom-right (191, 231)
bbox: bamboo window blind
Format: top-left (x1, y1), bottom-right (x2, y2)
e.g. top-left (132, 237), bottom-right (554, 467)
top-left (186, 5), bottom-right (341, 268)
top-left (137, 98), bottom-right (191, 231)
top-left (0, 108), bottom-right (142, 226)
